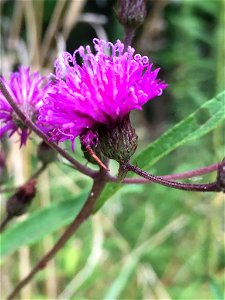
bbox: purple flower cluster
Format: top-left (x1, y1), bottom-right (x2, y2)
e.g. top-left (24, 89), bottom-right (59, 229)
top-left (39, 39), bottom-right (167, 146)
top-left (0, 39), bottom-right (167, 149)
top-left (0, 67), bottom-right (48, 146)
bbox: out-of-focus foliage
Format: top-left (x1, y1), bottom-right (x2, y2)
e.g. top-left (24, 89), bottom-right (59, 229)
top-left (0, 0), bottom-right (224, 299)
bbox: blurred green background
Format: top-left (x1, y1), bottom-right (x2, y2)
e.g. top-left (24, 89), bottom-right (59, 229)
top-left (0, 0), bottom-right (224, 299)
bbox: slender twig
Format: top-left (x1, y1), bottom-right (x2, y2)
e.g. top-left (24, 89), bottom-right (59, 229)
top-left (0, 163), bottom-right (47, 194)
top-left (7, 169), bottom-right (107, 300)
top-left (0, 215), bottom-right (12, 232)
top-left (63, 161), bottom-right (218, 184)
top-left (0, 79), bottom-right (96, 178)
top-left (86, 146), bottom-right (109, 171)
top-left (122, 162), bottom-right (219, 184)
top-left (124, 162), bottom-right (219, 192)
top-left (30, 163), bottom-right (47, 179)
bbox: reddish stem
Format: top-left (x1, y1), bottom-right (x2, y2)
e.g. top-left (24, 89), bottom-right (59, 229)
top-left (86, 146), bottom-right (110, 171)
top-left (121, 163), bottom-right (219, 184)
top-left (124, 162), bottom-right (219, 192)
top-left (0, 215), bottom-right (12, 233)
top-left (0, 163), bottom-right (47, 194)
top-left (6, 169), bottom-right (107, 300)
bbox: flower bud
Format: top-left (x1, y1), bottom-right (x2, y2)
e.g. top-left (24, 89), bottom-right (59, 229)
top-left (217, 158), bottom-right (225, 192)
top-left (117, 0), bottom-right (147, 28)
top-left (96, 114), bottom-right (138, 163)
top-left (37, 141), bottom-right (57, 164)
top-left (6, 179), bottom-right (36, 217)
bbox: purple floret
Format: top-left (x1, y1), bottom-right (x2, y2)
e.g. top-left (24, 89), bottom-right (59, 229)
top-left (0, 66), bottom-right (48, 146)
top-left (39, 39), bottom-right (168, 146)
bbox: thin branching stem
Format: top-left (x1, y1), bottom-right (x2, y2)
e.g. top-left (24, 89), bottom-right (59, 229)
top-left (124, 162), bottom-right (219, 192)
top-left (121, 162), bottom-right (219, 184)
top-left (64, 161), bottom-right (219, 184)
top-left (7, 169), bottom-right (107, 300)
top-left (0, 215), bottom-right (12, 233)
top-left (0, 163), bottom-right (47, 194)
top-left (30, 163), bottom-right (47, 179)
top-left (0, 79), bottom-right (97, 178)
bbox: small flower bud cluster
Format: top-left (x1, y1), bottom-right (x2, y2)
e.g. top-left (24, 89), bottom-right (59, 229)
top-left (117, 0), bottom-right (147, 28)
top-left (37, 141), bottom-right (57, 165)
top-left (6, 180), bottom-right (36, 218)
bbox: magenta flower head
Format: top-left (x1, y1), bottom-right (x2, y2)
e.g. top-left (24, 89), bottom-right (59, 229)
top-left (0, 66), bottom-right (48, 147)
top-left (39, 39), bottom-right (167, 163)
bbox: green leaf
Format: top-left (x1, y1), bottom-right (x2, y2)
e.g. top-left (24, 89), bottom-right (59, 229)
top-left (94, 91), bottom-right (225, 212)
top-left (0, 193), bottom-right (88, 259)
top-left (209, 278), bottom-right (224, 300)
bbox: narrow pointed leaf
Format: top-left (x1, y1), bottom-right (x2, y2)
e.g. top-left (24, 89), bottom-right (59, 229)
top-left (94, 91), bottom-right (225, 212)
top-left (0, 193), bottom-right (88, 259)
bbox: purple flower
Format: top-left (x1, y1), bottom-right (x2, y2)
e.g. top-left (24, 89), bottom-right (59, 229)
top-left (39, 39), bottom-right (168, 146)
top-left (0, 66), bottom-right (48, 146)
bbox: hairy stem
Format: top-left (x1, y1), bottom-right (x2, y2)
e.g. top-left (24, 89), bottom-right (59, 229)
top-left (121, 162), bottom-right (219, 184)
top-left (124, 162), bottom-right (219, 192)
top-left (0, 79), bottom-right (96, 178)
top-left (7, 169), bottom-right (107, 300)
